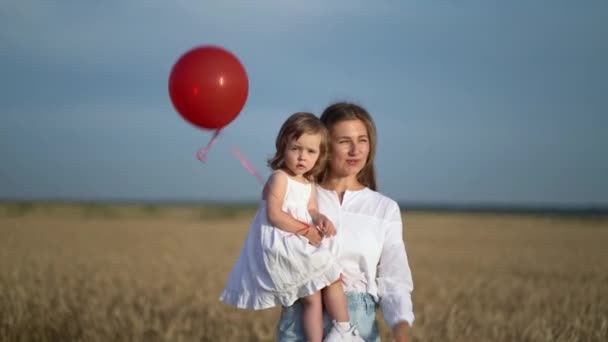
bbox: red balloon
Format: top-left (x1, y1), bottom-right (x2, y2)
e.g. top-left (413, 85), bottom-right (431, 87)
top-left (168, 46), bottom-right (249, 130)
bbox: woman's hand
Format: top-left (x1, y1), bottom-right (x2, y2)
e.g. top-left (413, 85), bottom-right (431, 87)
top-left (392, 322), bottom-right (411, 342)
top-left (313, 214), bottom-right (336, 237)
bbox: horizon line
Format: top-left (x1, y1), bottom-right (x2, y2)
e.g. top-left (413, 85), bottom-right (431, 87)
top-left (1, 198), bottom-right (607, 216)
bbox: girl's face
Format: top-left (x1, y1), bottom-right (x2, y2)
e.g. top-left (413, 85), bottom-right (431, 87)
top-left (327, 119), bottom-right (370, 179)
top-left (283, 133), bottom-right (322, 178)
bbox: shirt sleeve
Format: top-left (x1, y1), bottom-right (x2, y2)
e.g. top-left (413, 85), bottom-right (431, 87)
top-left (376, 201), bottom-right (415, 327)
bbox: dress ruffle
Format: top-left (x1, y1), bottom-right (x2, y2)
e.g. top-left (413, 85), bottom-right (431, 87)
top-left (220, 256), bottom-right (343, 310)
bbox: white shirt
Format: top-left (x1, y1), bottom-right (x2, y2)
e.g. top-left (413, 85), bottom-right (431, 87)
top-left (316, 185), bottom-right (415, 327)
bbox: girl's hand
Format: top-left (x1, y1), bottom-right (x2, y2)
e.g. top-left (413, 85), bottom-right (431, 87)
top-left (315, 214), bottom-right (336, 237)
top-left (300, 226), bottom-right (322, 246)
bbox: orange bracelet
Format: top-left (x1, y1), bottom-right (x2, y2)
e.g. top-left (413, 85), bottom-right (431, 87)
top-left (295, 224), bottom-right (310, 235)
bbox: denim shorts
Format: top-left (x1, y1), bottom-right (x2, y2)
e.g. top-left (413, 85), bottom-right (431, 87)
top-left (277, 292), bottom-right (380, 341)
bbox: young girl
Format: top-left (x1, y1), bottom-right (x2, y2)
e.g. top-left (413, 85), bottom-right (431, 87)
top-left (220, 112), bottom-right (363, 341)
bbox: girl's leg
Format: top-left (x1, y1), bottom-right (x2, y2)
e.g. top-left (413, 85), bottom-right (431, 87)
top-left (322, 279), bottom-right (349, 322)
top-left (301, 291), bottom-right (323, 342)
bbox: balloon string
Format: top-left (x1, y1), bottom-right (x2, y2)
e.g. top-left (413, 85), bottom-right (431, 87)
top-left (196, 129), bottom-right (221, 162)
top-left (228, 144), bottom-right (265, 186)
top-left (195, 129), bottom-right (264, 186)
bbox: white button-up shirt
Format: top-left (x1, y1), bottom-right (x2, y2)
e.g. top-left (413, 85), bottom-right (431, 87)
top-left (316, 185), bottom-right (415, 327)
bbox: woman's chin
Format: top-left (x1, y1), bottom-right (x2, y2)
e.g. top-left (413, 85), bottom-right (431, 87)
top-left (333, 168), bottom-right (363, 178)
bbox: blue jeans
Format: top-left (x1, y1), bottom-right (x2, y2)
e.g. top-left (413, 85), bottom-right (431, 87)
top-left (277, 292), bottom-right (380, 341)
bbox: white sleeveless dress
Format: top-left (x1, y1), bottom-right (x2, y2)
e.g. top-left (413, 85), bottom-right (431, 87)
top-left (220, 174), bottom-right (342, 310)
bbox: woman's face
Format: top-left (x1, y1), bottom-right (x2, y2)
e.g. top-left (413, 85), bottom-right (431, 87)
top-left (327, 119), bottom-right (370, 179)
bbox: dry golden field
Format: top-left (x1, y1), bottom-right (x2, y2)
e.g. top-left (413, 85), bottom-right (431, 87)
top-left (1, 203), bottom-right (607, 342)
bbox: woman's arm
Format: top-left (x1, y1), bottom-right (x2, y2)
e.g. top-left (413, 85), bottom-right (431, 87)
top-left (264, 172), bottom-right (322, 244)
top-left (376, 201), bottom-right (415, 339)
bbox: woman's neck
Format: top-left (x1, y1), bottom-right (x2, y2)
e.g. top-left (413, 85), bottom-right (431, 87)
top-left (320, 175), bottom-right (365, 194)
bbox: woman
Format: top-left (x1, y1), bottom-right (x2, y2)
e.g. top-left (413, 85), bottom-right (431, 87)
top-left (276, 102), bottom-right (414, 341)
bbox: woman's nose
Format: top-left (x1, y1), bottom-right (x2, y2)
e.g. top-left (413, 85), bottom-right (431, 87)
top-left (348, 143), bottom-right (357, 155)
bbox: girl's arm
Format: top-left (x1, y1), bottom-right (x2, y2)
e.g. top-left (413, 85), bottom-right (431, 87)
top-left (264, 172), bottom-right (322, 244)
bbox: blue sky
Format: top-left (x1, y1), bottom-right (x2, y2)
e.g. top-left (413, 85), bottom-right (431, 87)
top-left (1, 1), bottom-right (607, 206)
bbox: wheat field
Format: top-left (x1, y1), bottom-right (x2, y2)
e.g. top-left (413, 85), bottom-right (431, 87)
top-left (0, 203), bottom-right (607, 341)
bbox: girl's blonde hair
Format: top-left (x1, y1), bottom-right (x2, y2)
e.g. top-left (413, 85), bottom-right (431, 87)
top-left (319, 102), bottom-right (378, 190)
top-left (267, 112), bottom-right (329, 180)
